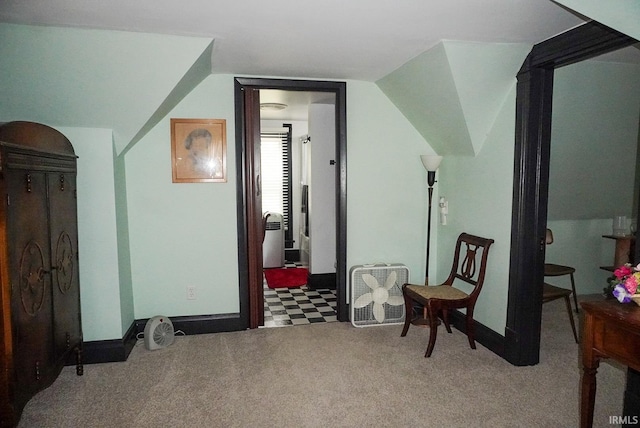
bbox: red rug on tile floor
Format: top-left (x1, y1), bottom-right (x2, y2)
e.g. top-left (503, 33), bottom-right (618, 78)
top-left (264, 267), bottom-right (308, 289)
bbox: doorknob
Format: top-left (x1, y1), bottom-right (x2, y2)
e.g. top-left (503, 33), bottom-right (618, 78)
top-left (256, 174), bottom-right (261, 197)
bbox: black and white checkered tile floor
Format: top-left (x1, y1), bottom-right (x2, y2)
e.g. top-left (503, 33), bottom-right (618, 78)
top-left (263, 264), bottom-right (337, 328)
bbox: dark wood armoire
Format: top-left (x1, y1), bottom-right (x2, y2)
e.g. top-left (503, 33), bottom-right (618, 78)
top-left (0, 121), bottom-right (83, 427)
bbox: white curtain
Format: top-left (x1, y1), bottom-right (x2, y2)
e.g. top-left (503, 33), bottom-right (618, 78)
top-left (261, 135), bottom-right (285, 218)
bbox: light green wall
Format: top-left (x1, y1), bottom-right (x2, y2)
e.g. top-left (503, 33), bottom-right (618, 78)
top-left (550, 60), bottom-right (640, 221)
top-left (0, 20), bottom-right (438, 339)
top-left (376, 43), bottom-right (469, 155)
top-left (0, 22), bottom-right (210, 341)
top-left (114, 148), bottom-right (135, 336)
top-left (4, 14), bottom-right (638, 342)
top-left (125, 75), bottom-right (239, 318)
top-left (433, 85), bottom-right (517, 333)
top-left (376, 41), bottom-right (530, 333)
top-left (57, 127), bottom-right (123, 341)
top-left (552, 0), bottom-right (640, 299)
top-left (545, 220), bottom-right (613, 296)
top-left (376, 41), bottom-right (530, 157)
top-left (125, 76), bottom-right (438, 317)
top-left (99, 39), bottom-right (526, 336)
top-left (547, 58), bottom-right (640, 295)
top-left (444, 42), bottom-right (531, 155)
top-left (0, 23), bottom-right (212, 154)
top-left (345, 80), bottom-right (437, 288)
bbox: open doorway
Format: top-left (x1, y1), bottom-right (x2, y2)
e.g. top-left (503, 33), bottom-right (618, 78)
top-left (260, 90), bottom-right (339, 327)
top-left (504, 22), bottom-right (637, 366)
top-left (234, 78), bottom-right (347, 329)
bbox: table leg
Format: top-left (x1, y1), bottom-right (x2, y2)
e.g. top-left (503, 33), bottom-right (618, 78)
top-left (581, 311), bottom-right (597, 428)
top-left (623, 368), bottom-right (640, 422)
top-left (581, 364), bottom-right (598, 428)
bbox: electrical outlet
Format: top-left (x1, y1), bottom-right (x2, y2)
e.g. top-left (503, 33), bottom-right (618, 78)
top-left (187, 286), bottom-right (196, 300)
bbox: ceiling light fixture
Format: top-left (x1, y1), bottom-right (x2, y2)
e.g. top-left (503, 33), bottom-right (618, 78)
top-left (260, 102), bottom-right (288, 111)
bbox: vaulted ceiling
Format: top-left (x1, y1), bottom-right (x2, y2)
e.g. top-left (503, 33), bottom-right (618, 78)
top-left (0, 0), bottom-right (585, 82)
top-left (1, 1), bottom-right (637, 156)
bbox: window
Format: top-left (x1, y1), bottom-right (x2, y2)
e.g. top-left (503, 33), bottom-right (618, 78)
top-left (261, 124), bottom-right (293, 247)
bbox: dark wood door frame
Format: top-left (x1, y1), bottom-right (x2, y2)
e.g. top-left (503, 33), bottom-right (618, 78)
top-left (234, 77), bottom-right (348, 329)
top-left (504, 21), bottom-right (637, 366)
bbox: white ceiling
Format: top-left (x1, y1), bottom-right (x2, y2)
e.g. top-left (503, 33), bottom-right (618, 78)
top-left (0, 0), bottom-right (586, 83)
top-left (0, 0), bottom-right (591, 122)
top-left (260, 90), bottom-right (336, 121)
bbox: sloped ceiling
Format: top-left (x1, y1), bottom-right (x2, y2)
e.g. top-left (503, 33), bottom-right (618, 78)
top-left (1, 1), bottom-right (636, 157)
top-left (0, 2), bottom-right (591, 156)
top-left (376, 41), bottom-right (530, 155)
top-left (120, 41), bottom-right (215, 156)
top-left (376, 43), bottom-right (466, 154)
top-left (0, 0), bottom-right (585, 82)
top-left (0, 23), bottom-right (213, 155)
top-left (554, 0), bottom-right (640, 41)
top-left (548, 60), bottom-right (640, 221)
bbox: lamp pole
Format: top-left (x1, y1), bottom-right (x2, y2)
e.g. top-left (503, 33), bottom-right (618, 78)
top-left (425, 171), bottom-right (436, 285)
top-left (420, 154), bottom-right (442, 286)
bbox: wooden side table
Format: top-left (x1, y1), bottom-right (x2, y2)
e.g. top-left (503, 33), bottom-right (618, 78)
top-left (580, 299), bottom-right (640, 427)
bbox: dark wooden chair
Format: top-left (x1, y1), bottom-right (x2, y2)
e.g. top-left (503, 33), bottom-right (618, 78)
top-left (401, 233), bottom-right (494, 357)
top-left (543, 282), bottom-right (579, 343)
top-left (544, 229), bottom-right (579, 313)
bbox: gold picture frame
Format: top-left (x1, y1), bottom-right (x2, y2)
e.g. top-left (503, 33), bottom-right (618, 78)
top-left (171, 118), bottom-right (227, 183)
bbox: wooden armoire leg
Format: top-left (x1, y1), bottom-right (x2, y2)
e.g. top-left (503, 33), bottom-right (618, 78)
top-left (76, 346), bottom-right (83, 376)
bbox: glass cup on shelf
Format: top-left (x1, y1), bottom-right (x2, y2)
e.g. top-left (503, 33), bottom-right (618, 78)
top-left (612, 215), bottom-right (628, 237)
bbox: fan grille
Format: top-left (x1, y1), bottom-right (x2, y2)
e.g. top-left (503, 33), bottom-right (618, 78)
top-left (144, 316), bottom-right (175, 350)
top-left (350, 264), bottom-right (408, 327)
top-left (153, 321), bottom-right (175, 346)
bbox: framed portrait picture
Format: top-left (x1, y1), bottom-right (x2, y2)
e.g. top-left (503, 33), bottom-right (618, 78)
top-left (171, 118), bottom-right (227, 183)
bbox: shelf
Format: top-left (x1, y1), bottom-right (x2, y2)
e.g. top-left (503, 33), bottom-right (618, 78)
top-left (600, 235), bottom-right (637, 272)
top-left (602, 234), bottom-right (636, 240)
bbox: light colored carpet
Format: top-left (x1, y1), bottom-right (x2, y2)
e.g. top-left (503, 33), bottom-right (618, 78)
top-left (18, 298), bottom-right (625, 428)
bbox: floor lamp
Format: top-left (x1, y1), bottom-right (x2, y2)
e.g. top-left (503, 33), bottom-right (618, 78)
top-left (420, 155), bottom-right (443, 285)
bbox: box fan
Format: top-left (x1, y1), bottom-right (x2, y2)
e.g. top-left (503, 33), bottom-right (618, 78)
top-left (350, 263), bottom-right (408, 327)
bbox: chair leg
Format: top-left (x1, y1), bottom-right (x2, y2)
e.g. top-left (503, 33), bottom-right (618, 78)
top-left (569, 273), bottom-right (579, 313)
top-left (466, 313), bottom-right (476, 350)
top-left (563, 295), bottom-right (579, 343)
top-left (441, 309), bottom-right (452, 333)
top-left (424, 305), bottom-right (439, 358)
top-left (400, 288), bottom-right (413, 337)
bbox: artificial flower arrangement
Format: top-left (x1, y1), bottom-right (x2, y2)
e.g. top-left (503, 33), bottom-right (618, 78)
top-left (604, 263), bottom-right (640, 304)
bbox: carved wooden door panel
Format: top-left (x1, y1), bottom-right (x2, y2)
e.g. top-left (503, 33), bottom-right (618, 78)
top-left (48, 172), bottom-right (81, 363)
top-left (7, 170), bottom-right (53, 400)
